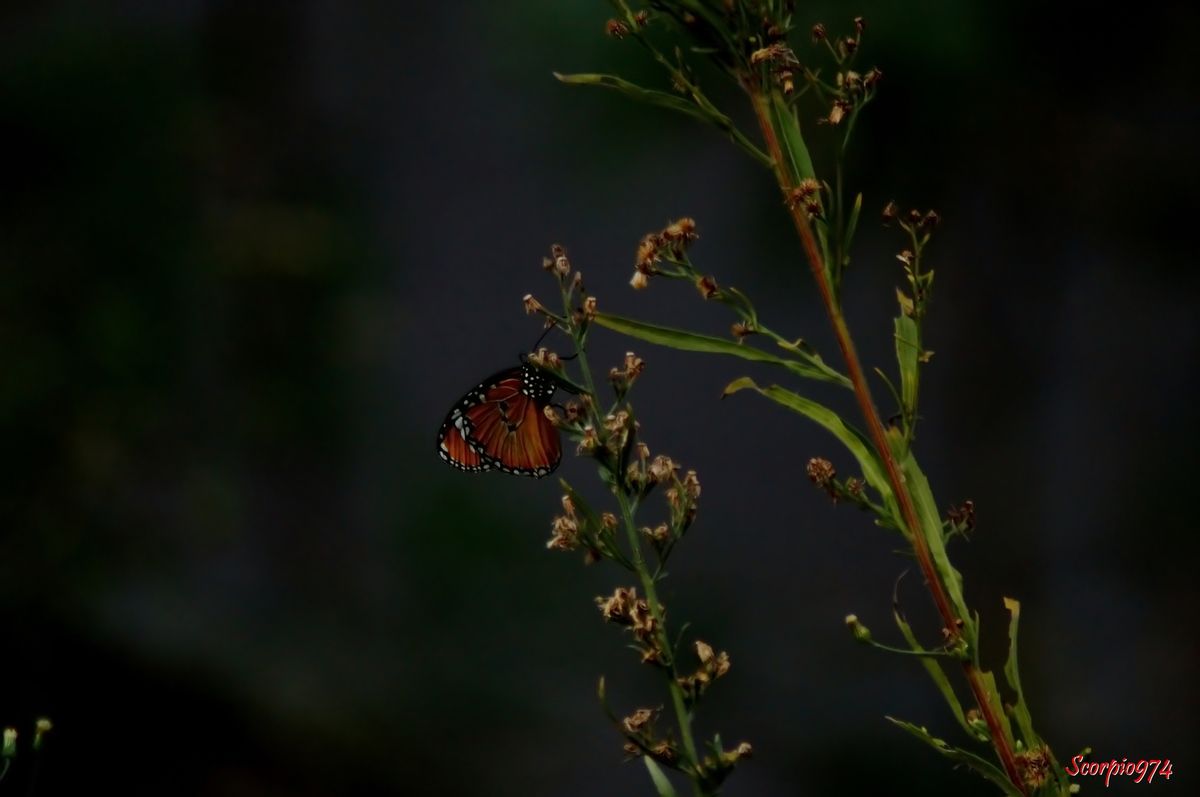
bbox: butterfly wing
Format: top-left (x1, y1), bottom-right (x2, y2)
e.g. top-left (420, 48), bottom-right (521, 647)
top-left (436, 420), bottom-right (492, 472)
top-left (433, 365), bottom-right (560, 478)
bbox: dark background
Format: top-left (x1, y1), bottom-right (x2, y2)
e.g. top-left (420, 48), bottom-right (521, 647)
top-left (2, 1), bottom-right (1197, 794)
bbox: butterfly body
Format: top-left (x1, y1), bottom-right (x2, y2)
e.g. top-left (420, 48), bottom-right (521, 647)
top-left (437, 362), bottom-right (562, 478)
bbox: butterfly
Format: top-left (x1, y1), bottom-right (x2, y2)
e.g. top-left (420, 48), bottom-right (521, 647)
top-left (436, 358), bottom-right (566, 478)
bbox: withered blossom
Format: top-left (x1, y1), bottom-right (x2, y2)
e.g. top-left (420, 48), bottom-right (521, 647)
top-left (547, 514), bottom-right (580, 551)
top-left (695, 274), bottom-right (719, 299)
top-left (648, 455), bottom-right (678, 483)
top-left (622, 707), bottom-right (655, 734)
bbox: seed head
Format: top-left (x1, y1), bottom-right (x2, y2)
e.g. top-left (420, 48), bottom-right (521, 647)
top-left (811, 23), bottom-right (827, 42)
top-left (582, 295), bottom-right (598, 321)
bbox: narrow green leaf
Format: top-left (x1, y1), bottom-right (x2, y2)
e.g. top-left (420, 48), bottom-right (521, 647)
top-left (897, 451), bottom-right (972, 632)
top-left (769, 91), bottom-right (815, 181)
top-left (886, 718), bottom-right (1024, 797)
top-left (894, 314), bottom-right (920, 416)
top-left (1002, 597), bottom-right (1039, 747)
top-left (843, 192), bottom-right (864, 258)
top-left (892, 601), bottom-right (981, 741)
top-left (643, 758), bottom-right (679, 797)
top-left (723, 378), bottom-right (895, 512)
top-left (595, 313), bottom-right (850, 388)
top-left (555, 72), bottom-right (710, 123)
top-left (976, 668), bottom-right (1017, 753)
top-left (555, 72), bottom-right (772, 168)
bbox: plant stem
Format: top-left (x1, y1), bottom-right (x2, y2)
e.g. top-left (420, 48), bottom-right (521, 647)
top-left (573, 334), bottom-right (708, 796)
top-left (746, 87), bottom-right (1029, 796)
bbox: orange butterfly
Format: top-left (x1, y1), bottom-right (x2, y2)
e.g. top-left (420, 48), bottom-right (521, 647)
top-left (436, 361), bottom-right (564, 478)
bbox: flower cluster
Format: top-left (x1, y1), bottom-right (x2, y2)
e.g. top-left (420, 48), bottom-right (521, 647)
top-left (631, 217), bottom-right (698, 289)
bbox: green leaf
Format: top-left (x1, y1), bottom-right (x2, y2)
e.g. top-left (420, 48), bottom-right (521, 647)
top-left (643, 758), bottom-right (679, 797)
top-left (892, 598), bottom-right (981, 741)
top-left (894, 313), bottom-right (920, 416)
top-left (769, 91), bottom-right (815, 181)
top-left (843, 192), bottom-right (864, 259)
top-left (555, 72), bottom-right (710, 122)
top-left (1002, 597), bottom-right (1038, 747)
top-left (896, 450), bottom-right (973, 633)
top-left (594, 313), bottom-right (850, 388)
top-left (886, 717), bottom-right (1024, 797)
top-left (723, 378), bottom-right (895, 512)
top-left (555, 72), bottom-right (771, 168)
top-left (976, 668), bottom-right (1017, 754)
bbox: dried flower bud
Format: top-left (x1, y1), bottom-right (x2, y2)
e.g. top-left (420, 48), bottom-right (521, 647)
top-left (577, 424), bottom-right (599, 454)
top-left (605, 19), bottom-right (629, 39)
top-left (636, 442), bottom-right (650, 461)
top-left (663, 217), bottom-right (697, 242)
top-left (522, 294), bottom-right (546, 315)
top-left (630, 270), bottom-right (649, 290)
top-left (796, 178), bottom-right (821, 197)
top-left (643, 523), bottom-right (670, 543)
top-left (624, 352), bottom-right (645, 378)
top-left (921, 210), bottom-right (941, 230)
top-left (650, 740), bottom-right (678, 764)
top-left (1017, 747), bottom-right (1052, 789)
top-left (583, 295), bottom-right (598, 320)
top-left (896, 250), bottom-right (915, 266)
top-left (854, 16), bottom-right (866, 33)
top-left (601, 512), bottom-right (619, 533)
top-left (682, 470), bottom-right (701, 501)
top-left (826, 100), bottom-right (849, 126)
top-left (648, 455), bottom-right (678, 483)
top-left (806, 457), bottom-right (836, 489)
top-left (907, 208), bottom-right (923, 225)
top-left (881, 200), bottom-right (898, 224)
top-left (947, 500), bottom-right (976, 531)
top-left (863, 67), bottom-right (883, 89)
top-left (622, 708), bottom-right (655, 734)
top-left (597, 586), bottom-right (638, 623)
top-left (811, 23), bottom-right (827, 42)
top-left (547, 514), bottom-right (580, 551)
top-left (842, 36), bottom-right (858, 55)
top-left (564, 401), bottom-right (583, 423)
top-left (731, 321), bottom-right (755, 341)
top-left (636, 234), bottom-right (661, 271)
top-left (695, 275), bottom-right (719, 299)
top-left (633, 10), bottom-right (649, 27)
top-left (603, 410), bottom-right (630, 435)
top-left (527, 347), bottom-right (561, 370)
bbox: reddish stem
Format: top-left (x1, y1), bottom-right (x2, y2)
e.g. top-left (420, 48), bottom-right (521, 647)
top-left (748, 88), bottom-right (1028, 796)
